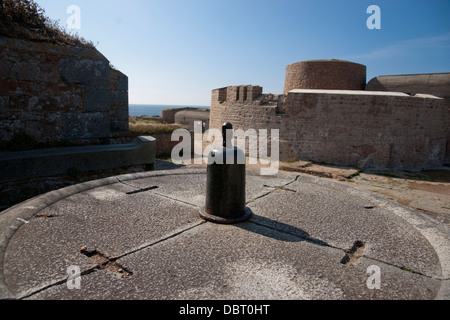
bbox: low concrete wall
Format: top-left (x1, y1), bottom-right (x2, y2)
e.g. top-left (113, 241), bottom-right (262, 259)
top-left (0, 136), bottom-right (156, 183)
top-left (154, 132), bottom-right (195, 158)
top-left (174, 109), bottom-right (210, 131)
top-left (366, 73), bottom-right (450, 98)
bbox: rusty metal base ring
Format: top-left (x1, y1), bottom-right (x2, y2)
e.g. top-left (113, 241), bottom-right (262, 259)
top-left (199, 206), bottom-right (253, 224)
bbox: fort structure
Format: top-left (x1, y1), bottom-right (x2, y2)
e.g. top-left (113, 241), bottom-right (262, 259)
top-left (283, 60), bottom-right (367, 93)
top-left (210, 60), bottom-right (450, 170)
top-left (174, 108), bottom-right (210, 131)
top-left (0, 36), bottom-right (129, 147)
top-left (365, 73), bottom-right (450, 104)
top-left (161, 107), bottom-right (210, 132)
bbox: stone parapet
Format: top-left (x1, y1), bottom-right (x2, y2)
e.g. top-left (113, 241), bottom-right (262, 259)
top-left (0, 136), bottom-right (156, 183)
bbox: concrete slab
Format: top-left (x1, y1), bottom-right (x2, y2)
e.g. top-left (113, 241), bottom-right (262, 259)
top-left (0, 169), bottom-right (449, 300)
top-left (121, 170), bottom-right (296, 207)
top-left (24, 222), bottom-right (440, 300)
top-left (248, 175), bottom-right (443, 278)
top-left (3, 182), bottom-right (203, 298)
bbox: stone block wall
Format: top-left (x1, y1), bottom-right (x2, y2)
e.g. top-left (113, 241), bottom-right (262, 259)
top-left (283, 60), bottom-right (367, 94)
top-left (366, 73), bottom-right (450, 165)
top-left (285, 91), bottom-right (447, 169)
top-left (109, 69), bottom-right (129, 131)
top-left (211, 86), bottom-right (448, 170)
top-left (366, 73), bottom-right (450, 98)
top-left (0, 36), bottom-right (129, 146)
top-left (161, 107), bottom-right (211, 126)
top-left (210, 86), bottom-right (290, 159)
top-left (174, 109), bottom-right (210, 131)
top-left (161, 107), bottom-right (194, 124)
top-left (161, 109), bottom-right (176, 124)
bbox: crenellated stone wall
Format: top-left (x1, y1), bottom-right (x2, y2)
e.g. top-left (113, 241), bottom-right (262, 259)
top-left (210, 86), bottom-right (448, 170)
top-left (210, 60), bottom-right (450, 170)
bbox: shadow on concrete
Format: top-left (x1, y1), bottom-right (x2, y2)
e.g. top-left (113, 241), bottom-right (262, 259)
top-left (237, 214), bottom-right (329, 246)
top-left (364, 168), bottom-right (450, 184)
top-left (155, 159), bottom-right (186, 171)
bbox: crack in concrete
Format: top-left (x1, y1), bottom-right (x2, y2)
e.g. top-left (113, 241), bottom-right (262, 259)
top-left (118, 180), bottom-right (198, 208)
top-left (19, 220), bottom-right (207, 300)
top-left (113, 221), bottom-right (207, 261)
top-left (248, 218), bottom-right (445, 281)
top-left (247, 176), bottom-right (300, 205)
top-left (81, 249), bottom-right (132, 278)
top-left (152, 192), bottom-right (200, 208)
top-left (340, 241), bottom-right (367, 266)
top-left (19, 268), bottom-right (101, 300)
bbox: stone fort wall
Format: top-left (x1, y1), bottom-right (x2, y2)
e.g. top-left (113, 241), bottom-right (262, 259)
top-left (283, 60), bottom-right (367, 94)
top-left (0, 36), bottom-right (128, 146)
top-left (366, 73), bottom-right (450, 165)
top-left (210, 75), bottom-right (449, 170)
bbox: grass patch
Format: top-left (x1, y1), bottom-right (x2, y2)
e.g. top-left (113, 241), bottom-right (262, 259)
top-left (129, 119), bottom-right (160, 125)
top-left (129, 122), bottom-right (182, 135)
top-left (0, 0), bottom-right (94, 47)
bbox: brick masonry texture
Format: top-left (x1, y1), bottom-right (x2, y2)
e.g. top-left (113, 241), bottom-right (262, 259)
top-left (0, 36), bottom-right (129, 144)
top-left (211, 83), bottom-right (449, 170)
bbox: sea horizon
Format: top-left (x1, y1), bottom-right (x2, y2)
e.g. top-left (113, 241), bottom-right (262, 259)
top-left (129, 104), bottom-right (210, 117)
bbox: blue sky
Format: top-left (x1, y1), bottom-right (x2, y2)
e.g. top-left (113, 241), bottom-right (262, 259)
top-left (36, 0), bottom-right (450, 106)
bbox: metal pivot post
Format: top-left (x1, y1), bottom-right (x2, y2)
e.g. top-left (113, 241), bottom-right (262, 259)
top-left (199, 122), bottom-right (252, 224)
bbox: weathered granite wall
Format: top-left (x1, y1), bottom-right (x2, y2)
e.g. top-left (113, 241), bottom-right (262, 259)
top-left (284, 60), bottom-right (366, 94)
top-left (0, 36), bottom-right (128, 146)
top-left (210, 60), bottom-right (449, 170)
top-left (366, 73), bottom-right (450, 164)
top-left (109, 69), bottom-right (129, 132)
top-left (210, 86), bottom-right (448, 170)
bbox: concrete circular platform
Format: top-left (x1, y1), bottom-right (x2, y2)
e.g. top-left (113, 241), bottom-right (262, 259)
top-left (0, 168), bottom-right (449, 300)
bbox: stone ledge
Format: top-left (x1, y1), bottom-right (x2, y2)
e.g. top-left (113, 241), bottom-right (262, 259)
top-left (289, 89), bottom-right (412, 97)
top-left (0, 136), bottom-right (156, 183)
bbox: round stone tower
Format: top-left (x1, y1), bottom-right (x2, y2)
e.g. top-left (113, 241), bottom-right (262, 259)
top-left (283, 60), bottom-right (367, 94)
